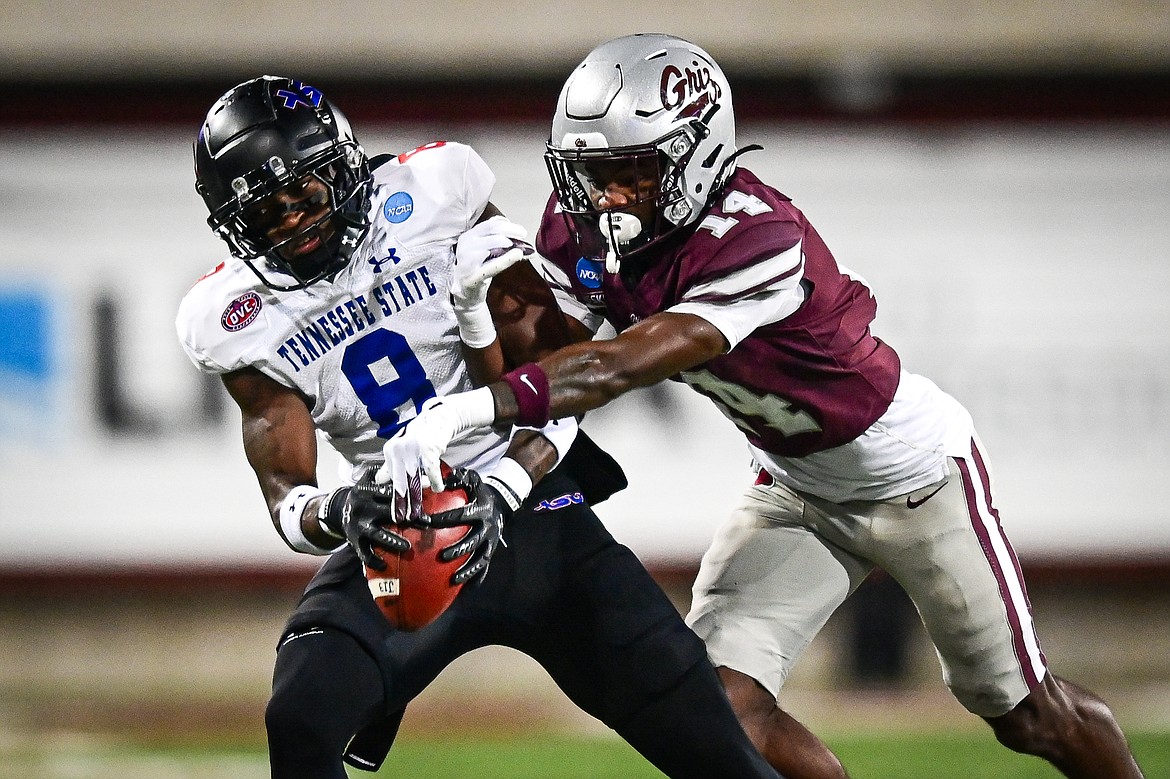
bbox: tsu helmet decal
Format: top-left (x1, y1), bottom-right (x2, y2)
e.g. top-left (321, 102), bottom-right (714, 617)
top-left (273, 81), bottom-right (322, 109)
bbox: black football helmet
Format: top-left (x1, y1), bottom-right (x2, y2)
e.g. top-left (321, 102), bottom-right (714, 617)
top-left (194, 76), bottom-right (372, 290)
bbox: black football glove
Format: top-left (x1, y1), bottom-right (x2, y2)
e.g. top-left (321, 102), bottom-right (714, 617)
top-left (321, 479), bottom-right (410, 571)
top-left (422, 467), bottom-right (511, 587)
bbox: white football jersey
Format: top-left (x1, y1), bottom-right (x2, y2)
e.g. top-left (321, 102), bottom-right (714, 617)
top-left (176, 141), bottom-right (510, 480)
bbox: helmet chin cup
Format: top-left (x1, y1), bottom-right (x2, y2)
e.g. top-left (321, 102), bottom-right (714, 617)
top-left (600, 212), bottom-right (643, 274)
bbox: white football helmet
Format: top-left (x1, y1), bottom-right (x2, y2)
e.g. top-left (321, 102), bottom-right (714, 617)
top-left (545, 34), bottom-right (737, 269)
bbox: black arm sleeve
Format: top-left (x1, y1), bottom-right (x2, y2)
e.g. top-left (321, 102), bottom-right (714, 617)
top-left (557, 430), bottom-right (628, 506)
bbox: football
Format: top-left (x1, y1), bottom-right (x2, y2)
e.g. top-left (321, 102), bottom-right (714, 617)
top-left (364, 464), bottom-right (472, 632)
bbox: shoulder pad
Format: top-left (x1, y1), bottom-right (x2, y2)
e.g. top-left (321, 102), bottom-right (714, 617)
top-left (175, 259), bottom-right (268, 374)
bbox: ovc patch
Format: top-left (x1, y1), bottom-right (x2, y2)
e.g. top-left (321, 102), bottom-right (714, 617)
top-left (221, 291), bottom-right (262, 332)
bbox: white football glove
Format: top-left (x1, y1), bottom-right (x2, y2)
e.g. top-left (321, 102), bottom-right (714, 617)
top-left (452, 216), bottom-right (534, 347)
top-left (376, 398), bottom-right (456, 503)
top-left (375, 388), bottom-right (497, 497)
top-left (454, 215), bottom-right (533, 307)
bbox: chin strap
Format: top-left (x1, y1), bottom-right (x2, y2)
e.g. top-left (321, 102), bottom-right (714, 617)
top-left (599, 212), bottom-right (643, 274)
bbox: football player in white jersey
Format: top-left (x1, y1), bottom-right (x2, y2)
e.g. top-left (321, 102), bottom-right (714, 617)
top-left (177, 76), bottom-right (783, 779)
top-left (381, 36), bottom-right (1145, 779)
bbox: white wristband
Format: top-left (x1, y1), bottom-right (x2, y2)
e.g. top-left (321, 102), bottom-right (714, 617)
top-left (455, 301), bottom-right (497, 349)
top-left (446, 386), bottom-right (499, 434)
top-left (484, 456), bottom-right (532, 512)
top-left (279, 485), bottom-right (344, 555)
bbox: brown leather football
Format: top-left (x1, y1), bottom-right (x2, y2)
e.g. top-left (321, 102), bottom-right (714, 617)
top-left (364, 464), bottom-right (471, 631)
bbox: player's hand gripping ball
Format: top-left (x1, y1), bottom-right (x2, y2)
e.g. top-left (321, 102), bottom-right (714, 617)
top-left (364, 462), bottom-right (473, 631)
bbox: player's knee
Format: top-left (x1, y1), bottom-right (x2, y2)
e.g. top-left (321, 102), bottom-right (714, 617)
top-left (717, 667), bottom-right (849, 778)
top-left (759, 708), bottom-right (850, 779)
top-left (265, 686), bottom-right (345, 776)
top-left (987, 675), bottom-right (1101, 757)
top-left (264, 688), bottom-right (307, 744)
top-left (266, 672), bottom-right (328, 748)
top-left (266, 628), bottom-right (354, 747)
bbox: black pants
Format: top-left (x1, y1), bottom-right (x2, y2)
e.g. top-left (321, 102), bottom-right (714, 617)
top-left (266, 469), bottom-right (781, 779)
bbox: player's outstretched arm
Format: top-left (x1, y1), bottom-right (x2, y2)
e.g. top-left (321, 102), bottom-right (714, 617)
top-left (489, 310), bottom-right (729, 426)
top-left (485, 252), bottom-right (586, 368)
top-left (455, 202), bottom-right (588, 386)
top-left (375, 312), bottom-right (721, 494)
top-left (451, 206), bottom-right (533, 384)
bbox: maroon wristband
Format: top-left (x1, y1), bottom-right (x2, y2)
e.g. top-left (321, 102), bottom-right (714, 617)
top-left (500, 362), bottom-right (551, 427)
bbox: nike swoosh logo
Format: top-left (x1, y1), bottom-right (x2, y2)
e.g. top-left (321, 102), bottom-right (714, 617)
top-left (906, 481), bottom-right (947, 509)
top-left (519, 373), bottom-right (538, 395)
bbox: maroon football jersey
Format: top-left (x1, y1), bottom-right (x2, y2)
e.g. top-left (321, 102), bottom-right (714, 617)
top-left (536, 167), bottom-right (901, 457)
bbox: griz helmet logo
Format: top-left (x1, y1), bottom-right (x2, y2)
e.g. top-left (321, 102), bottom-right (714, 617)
top-left (659, 61), bottom-right (722, 120)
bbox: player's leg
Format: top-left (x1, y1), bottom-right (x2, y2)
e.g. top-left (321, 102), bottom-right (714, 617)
top-left (511, 486), bottom-right (781, 779)
top-left (266, 625), bottom-right (387, 779)
top-left (686, 480), bottom-right (871, 779)
top-left (611, 655), bottom-right (785, 779)
top-left (266, 547), bottom-right (483, 776)
top-left (951, 443), bottom-right (1142, 776)
top-left (876, 445), bottom-right (1142, 778)
top-left (984, 673), bottom-right (1144, 778)
top-left (717, 667), bottom-right (850, 779)
top-left (526, 544), bottom-right (781, 779)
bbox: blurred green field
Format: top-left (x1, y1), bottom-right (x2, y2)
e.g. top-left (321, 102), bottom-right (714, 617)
top-left (3, 731), bottom-right (1168, 779)
top-left (4, 581), bottom-right (1167, 779)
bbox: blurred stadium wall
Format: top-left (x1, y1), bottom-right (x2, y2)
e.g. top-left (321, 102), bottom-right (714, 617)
top-left (1, 0), bottom-right (1169, 746)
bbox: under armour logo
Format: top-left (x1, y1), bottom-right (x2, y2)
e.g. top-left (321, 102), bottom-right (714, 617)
top-left (369, 249), bottom-right (399, 273)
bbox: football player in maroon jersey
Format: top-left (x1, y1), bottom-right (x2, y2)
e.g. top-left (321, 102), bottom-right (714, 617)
top-left (382, 34), bottom-right (1144, 779)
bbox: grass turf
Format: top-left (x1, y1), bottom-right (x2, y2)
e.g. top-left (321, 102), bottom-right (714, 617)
top-left (3, 731), bottom-right (1167, 778)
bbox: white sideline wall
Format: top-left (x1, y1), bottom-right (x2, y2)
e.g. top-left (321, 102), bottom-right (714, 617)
top-left (0, 123), bottom-right (1168, 569)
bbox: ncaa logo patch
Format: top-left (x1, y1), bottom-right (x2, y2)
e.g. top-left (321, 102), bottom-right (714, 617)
top-left (383, 191), bottom-right (414, 224)
top-left (221, 291), bottom-right (262, 332)
top-left (575, 257), bottom-right (604, 289)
